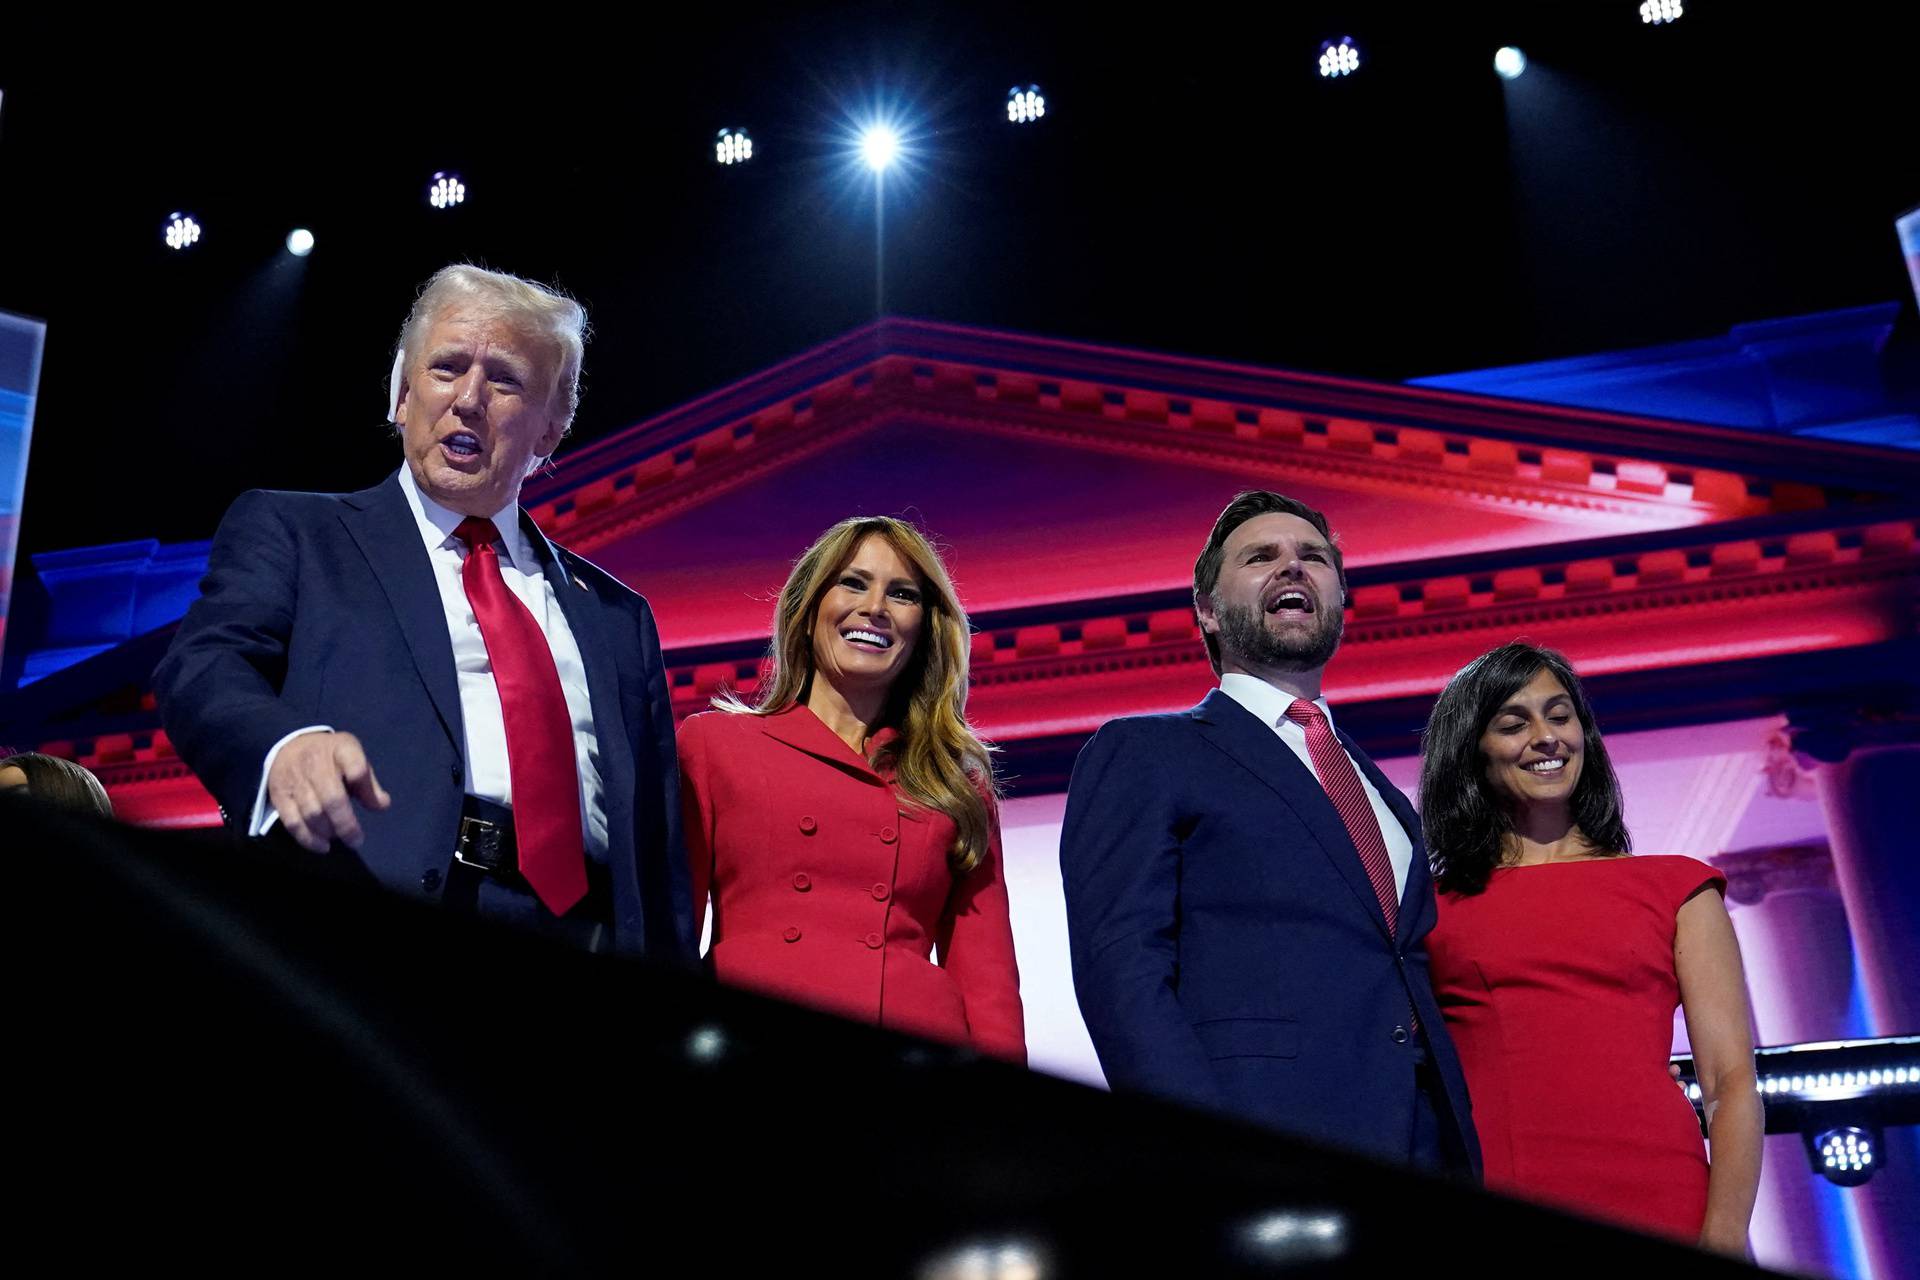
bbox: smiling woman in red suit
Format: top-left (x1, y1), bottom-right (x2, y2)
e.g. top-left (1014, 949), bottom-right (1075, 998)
top-left (1421, 642), bottom-right (1762, 1256)
top-left (677, 517), bottom-right (1024, 1062)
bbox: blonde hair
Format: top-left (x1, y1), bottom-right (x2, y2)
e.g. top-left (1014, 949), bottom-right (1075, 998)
top-left (721, 517), bottom-right (999, 874)
top-left (397, 264), bottom-right (588, 426)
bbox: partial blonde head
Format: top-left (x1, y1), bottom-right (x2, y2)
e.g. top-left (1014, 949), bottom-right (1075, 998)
top-left (397, 264), bottom-right (588, 426)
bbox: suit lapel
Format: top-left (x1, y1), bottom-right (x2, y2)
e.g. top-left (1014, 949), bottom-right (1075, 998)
top-left (339, 473), bottom-right (463, 753)
top-left (758, 705), bottom-right (887, 785)
top-left (1192, 689), bottom-right (1392, 941)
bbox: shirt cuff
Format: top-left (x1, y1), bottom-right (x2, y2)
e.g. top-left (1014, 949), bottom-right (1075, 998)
top-left (250, 726), bottom-right (333, 836)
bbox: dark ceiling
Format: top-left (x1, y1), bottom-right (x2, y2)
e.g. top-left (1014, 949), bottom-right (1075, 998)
top-left (2, 3), bottom-right (1914, 555)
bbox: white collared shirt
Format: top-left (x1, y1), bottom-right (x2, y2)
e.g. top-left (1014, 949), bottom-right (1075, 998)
top-left (251, 467), bottom-right (609, 856)
top-left (1217, 673), bottom-right (1413, 900)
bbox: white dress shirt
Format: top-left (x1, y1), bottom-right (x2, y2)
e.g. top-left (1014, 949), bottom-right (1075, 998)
top-left (252, 466), bottom-right (609, 856)
top-left (1217, 673), bottom-right (1413, 900)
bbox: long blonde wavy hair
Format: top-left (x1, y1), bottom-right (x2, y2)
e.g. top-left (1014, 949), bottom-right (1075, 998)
top-left (718, 516), bottom-right (998, 874)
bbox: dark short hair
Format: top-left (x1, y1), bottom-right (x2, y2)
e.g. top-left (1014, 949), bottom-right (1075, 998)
top-left (0, 751), bottom-right (114, 819)
top-left (1191, 490), bottom-right (1348, 675)
top-left (1418, 642), bottom-right (1630, 895)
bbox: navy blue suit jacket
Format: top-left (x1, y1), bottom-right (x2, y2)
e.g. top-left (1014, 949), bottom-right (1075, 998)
top-left (154, 471), bottom-right (693, 961)
top-left (1060, 689), bottom-right (1480, 1175)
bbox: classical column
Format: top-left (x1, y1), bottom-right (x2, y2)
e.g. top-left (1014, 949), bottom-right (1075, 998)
top-left (1783, 701), bottom-right (1920, 1280)
top-left (1787, 703), bottom-right (1920, 1037)
top-left (1717, 841), bottom-right (1858, 1276)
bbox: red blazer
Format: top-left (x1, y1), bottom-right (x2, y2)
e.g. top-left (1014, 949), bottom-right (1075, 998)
top-left (678, 705), bottom-right (1025, 1062)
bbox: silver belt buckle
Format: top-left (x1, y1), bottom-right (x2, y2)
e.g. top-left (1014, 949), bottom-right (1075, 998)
top-left (454, 814), bottom-right (508, 873)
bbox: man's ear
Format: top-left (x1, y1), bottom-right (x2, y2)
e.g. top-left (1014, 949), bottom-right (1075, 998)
top-left (535, 417), bottom-right (568, 458)
top-left (1194, 591), bottom-right (1218, 636)
top-left (388, 349), bottom-right (408, 424)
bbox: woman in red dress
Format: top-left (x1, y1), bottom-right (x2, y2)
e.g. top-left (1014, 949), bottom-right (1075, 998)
top-left (677, 516), bottom-right (1024, 1062)
top-left (1420, 642), bottom-right (1760, 1255)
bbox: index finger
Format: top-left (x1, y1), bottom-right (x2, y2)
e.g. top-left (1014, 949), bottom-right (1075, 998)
top-left (335, 737), bottom-right (392, 809)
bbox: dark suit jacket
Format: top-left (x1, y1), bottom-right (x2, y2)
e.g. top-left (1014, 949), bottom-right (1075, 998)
top-left (1060, 689), bottom-right (1481, 1175)
top-left (153, 470), bottom-right (693, 960)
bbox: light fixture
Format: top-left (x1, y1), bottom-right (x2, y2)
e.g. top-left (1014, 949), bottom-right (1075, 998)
top-left (1639, 0), bottom-right (1684, 24)
top-left (1807, 1125), bottom-right (1880, 1187)
top-left (285, 228), bottom-right (315, 257)
top-left (860, 125), bottom-right (900, 173)
top-left (1318, 37), bottom-right (1360, 79)
top-left (1006, 85), bottom-right (1045, 124)
top-left (163, 212), bottom-right (201, 251)
top-left (1494, 47), bottom-right (1528, 79)
top-left (428, 171), bottom-right (466, 210)
top-left (715, 128), bottom-right (753, 165)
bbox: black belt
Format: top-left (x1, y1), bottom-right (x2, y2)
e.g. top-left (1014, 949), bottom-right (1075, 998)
top-left (454, 795), bottom-right (520, 877)
top-left (449, 796), bottom-right (613, 925)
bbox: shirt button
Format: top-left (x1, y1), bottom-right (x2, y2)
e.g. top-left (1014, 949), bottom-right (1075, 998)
top-left (792, 873), bottom-right (811, 891)
top-left (783, 927), bottom-right (802, 943)
top-left (798, 816), bottom-right (817, 835)
top-left (879, 826), bottom-right (897, 844)
top-left (1391, 1026), bottom-right (1409, 1044)
top-left (864, 932), bottom-right (883, 949)
top-left (871, 883), bottom-right (889, 901)
top-left (450, 763), bottom-right (463, 785)
top-left (421, 868), bottom-right (442, 892)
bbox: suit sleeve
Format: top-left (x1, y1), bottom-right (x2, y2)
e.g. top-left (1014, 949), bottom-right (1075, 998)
top-left (635, 597), bottom-right (696, 964)
top-left (1059, 721), bottom-right (1224, 1112)
top-left (153, 491), bottom-right (318, 824)
top-left (676, 713), bottom-right (718, 953)
top-left (936, 784), bottom-right (1026, 1064)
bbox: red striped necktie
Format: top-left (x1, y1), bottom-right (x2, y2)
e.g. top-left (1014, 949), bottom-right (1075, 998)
top-left (1284, 699), bottom-right (1399, 937)
top-left (454, 517), bottom-right (588, 917)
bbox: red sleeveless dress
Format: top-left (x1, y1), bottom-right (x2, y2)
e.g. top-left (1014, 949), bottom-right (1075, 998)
top-left (1427, 855), bottom-right (1726, 1241)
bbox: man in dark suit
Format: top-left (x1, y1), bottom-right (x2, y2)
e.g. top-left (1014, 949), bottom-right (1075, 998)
top-left (1060, 490), bottom-right (1479, 1175)
top-left (155, 265), bottom-right (691, 959)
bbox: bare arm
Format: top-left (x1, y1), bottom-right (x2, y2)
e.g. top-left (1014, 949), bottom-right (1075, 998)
top-left (1676, 886), bottom-right (1763, 1258)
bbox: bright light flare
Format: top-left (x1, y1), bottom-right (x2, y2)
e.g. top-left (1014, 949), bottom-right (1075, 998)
top-left (1640, 0), bottom-right (1684, 24)
top-left (285, 228), bottom-right (315, 257)
top-left (1494, 47), bottom-right (1527, 79)
top-left (860, 125), bottom-right (900, 172)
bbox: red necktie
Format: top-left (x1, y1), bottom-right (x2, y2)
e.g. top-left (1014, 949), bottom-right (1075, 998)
top-left (1284, 700), bottom-right (1399, 937)
top-left (454, 517), bottom-right (588, 916)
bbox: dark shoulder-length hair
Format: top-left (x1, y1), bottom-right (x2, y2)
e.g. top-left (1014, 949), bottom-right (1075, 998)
top-left (0, 751), bottom-right (114, 818)
top-left (1418, 642), bottom-right (1629, 896)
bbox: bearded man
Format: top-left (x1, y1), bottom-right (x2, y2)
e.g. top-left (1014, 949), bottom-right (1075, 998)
top-left (1058, 491), bottom-right (1481, 1176)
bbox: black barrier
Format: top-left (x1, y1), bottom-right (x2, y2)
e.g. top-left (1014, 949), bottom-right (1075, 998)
top-left (7, 796), bottom-right (1773, 1274)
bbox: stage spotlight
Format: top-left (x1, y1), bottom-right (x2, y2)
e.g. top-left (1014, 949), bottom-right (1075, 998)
top-left (1494, 47), bottom-right (1527, 79)
top-left (1640, 0), bottom-right (1684, 23)
top-left (285, 228), bottom-right (315, 257)
top-left (1235, 1211), bottom-right (1349, 1264)
top-left (916, 1238), bottom-right (1048, 1280)
top-left (163, 212), bottom-right (201, 251)
top-left (1006, 85), bottom-right (1046, 124)
top-left (1318, 37), bottom-right (1360, 79)
top-left (684, 1024), bottom-right (728, 1065)
top-left (428, 171), bottom-right (466, 210)
top-left (1807, 1125), bottom-right (1880, 1187)
top-left (715, 128), bottom-right (753, 165)
top-left (860, 125), bottom-right (900, 173)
